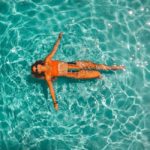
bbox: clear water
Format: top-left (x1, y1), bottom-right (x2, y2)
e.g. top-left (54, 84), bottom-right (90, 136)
top-left (0, 0), bottom-right (150, 150)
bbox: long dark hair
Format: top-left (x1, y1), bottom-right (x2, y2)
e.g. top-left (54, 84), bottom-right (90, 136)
top-left (31, 60), bottom-right (45, 78)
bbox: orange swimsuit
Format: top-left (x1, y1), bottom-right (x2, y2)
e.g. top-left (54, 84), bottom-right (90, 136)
top-left (48, 60), bottom-right (68, 77)
top-left (49, 60), bottom-right (59, 77)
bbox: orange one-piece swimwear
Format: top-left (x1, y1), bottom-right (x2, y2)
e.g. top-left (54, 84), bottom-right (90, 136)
top-left (48, 60), bottom-right (68, 77)
top-left (49, 60), bottom-right (59, 77)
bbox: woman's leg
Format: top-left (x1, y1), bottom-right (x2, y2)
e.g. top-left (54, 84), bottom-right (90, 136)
top-left (75, 61), bottom-right (124, 70)
top-left (65, 70), bottom-right (102, 79)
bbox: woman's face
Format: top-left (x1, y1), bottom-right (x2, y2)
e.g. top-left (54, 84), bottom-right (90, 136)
top-left (32, 64), bottom-right (44, 74)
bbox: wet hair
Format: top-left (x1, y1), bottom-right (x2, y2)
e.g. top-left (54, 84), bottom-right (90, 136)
top-left (31, 60), bottom-right (45, 78)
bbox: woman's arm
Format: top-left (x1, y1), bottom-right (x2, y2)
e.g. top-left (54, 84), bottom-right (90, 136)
top-left (46, 77), bottom-right (58, 110)
top-left (45, 33), bottom-right (63, 62)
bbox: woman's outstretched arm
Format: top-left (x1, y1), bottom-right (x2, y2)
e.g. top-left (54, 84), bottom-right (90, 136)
top-left (45, 33), bottom-right (63, 62)
top-left (46, 77), bottom-right (58, 110)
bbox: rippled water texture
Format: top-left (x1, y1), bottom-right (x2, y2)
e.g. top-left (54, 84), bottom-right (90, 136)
top-left (0, 0), bottom-right (150, 149)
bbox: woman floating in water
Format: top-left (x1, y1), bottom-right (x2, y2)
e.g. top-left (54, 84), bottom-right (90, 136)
top-left (31, 33), bottom-right (124, 110)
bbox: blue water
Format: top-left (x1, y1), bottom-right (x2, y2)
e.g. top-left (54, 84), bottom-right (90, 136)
top-left (0, 0), bottom-right (150, 150)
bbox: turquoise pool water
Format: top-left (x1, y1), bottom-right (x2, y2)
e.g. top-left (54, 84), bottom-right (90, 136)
top-left (0, 0), bottom-right (150, 149)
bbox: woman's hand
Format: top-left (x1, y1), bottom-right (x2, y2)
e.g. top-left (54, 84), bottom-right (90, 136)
top-left (54, 102), bottom-right (58, 111)
top-left (58, 32), bottom-right (63, 39)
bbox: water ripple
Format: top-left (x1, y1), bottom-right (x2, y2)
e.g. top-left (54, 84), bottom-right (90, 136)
top-left (0, 0), bottom-right (150, 150)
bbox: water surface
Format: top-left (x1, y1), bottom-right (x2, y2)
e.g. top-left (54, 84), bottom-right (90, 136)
top-left (0, 0), bottom-right (150, 149)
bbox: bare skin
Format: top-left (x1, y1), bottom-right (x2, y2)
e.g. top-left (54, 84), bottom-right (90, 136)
top-left (32, 33), bottom-right (125, 110)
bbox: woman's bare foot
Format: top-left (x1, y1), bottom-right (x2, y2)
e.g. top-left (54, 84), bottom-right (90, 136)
top-left (111, 66), bottom-right (125, 70)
